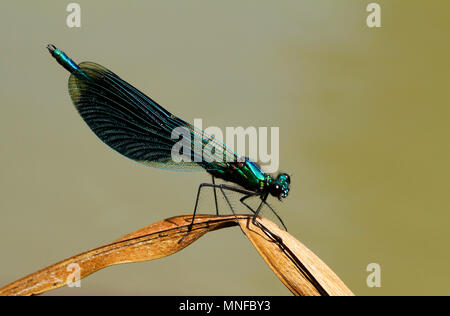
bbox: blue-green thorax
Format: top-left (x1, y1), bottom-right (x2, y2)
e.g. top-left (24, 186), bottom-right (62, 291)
top-left (207, 158), bottom-right (290, 199)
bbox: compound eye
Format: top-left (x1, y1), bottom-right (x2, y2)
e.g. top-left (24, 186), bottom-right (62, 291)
top-left (285, 174), bottom-right (291, 184)
top-left (270, 183), bottom-right (282, 197)
top-left (278, 173), bottom-right (290, 184)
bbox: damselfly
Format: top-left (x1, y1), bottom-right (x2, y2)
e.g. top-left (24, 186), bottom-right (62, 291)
top-left (47, 44), bottom-right (290, 239)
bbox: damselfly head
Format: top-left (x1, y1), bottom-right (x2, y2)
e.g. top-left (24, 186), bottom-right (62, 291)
top-left (269, 173), bottom-right (290, 200)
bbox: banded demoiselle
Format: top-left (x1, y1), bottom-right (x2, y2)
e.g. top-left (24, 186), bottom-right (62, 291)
top-left (47, 44), bottom-right (290, 239)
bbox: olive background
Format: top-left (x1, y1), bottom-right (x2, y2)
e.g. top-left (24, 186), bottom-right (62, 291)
top-left (0, 1), bottom-right (449, 295)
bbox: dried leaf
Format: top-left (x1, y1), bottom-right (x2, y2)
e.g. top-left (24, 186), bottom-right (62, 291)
top-left (0, 214), bottom-right (353, 296)
top-left (240, 217), bottom-right (354, 296)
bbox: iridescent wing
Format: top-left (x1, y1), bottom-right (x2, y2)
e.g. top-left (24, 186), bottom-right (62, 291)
top-left (68, 62), bottom-right (239, 171)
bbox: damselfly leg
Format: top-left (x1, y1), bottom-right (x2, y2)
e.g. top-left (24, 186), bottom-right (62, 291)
top-left (240, 195), bottom-right (288, 231)
top-left (212, 176), bottom-right (219, 215)
top-left (178, 182), bottom-right (285, 243)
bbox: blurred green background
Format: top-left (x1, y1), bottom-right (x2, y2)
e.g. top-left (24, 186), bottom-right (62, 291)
top-left (1, 0), bottom-right (449, 296)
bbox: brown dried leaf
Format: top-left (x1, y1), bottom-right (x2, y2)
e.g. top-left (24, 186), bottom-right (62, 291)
top-left (240, 217), bottom-right (354, 296)
top-left (0, 214), bottom-right (353, 296)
